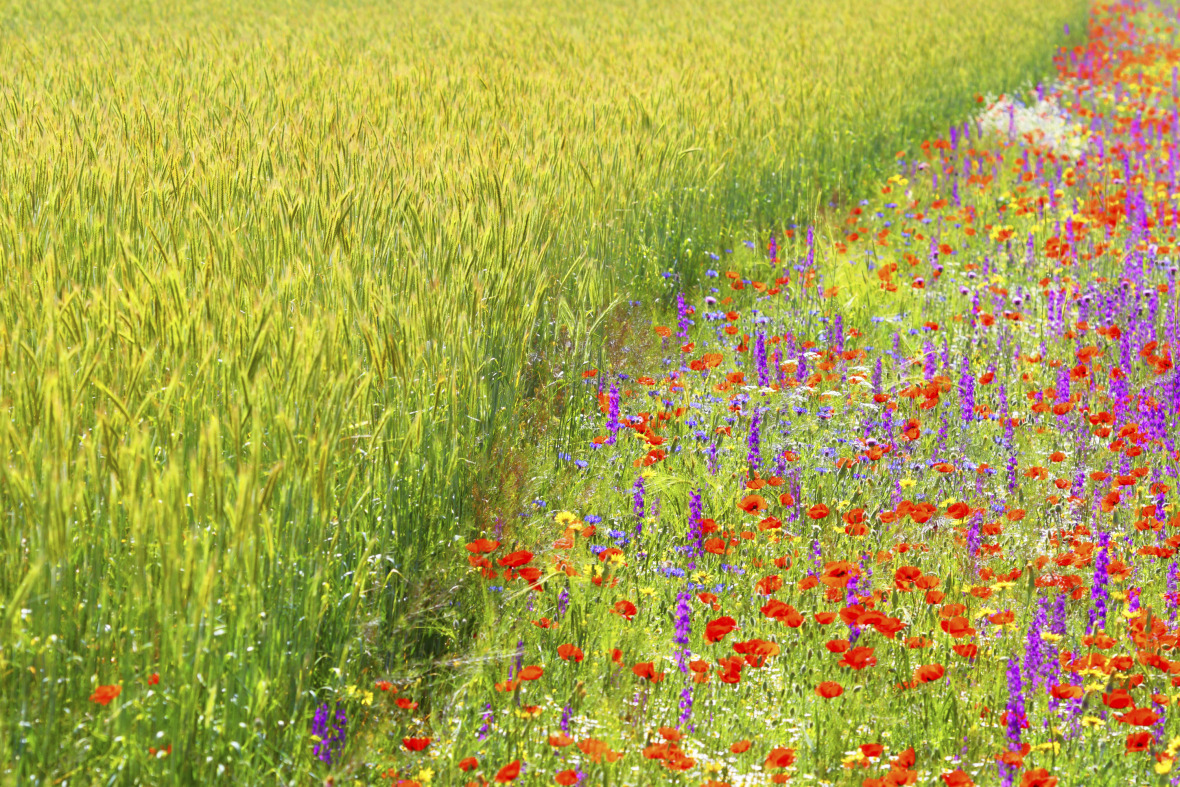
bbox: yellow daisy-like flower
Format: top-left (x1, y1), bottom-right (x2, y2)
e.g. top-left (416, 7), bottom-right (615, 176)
top-left (555, 511), bottom-right (578, 526)
top-left (899, 478), bottom-right (916, 489)
top-left (841, 751), bottom-right (868, 768)
top-left (1081, 715), bottom-right (1105, 728)
top-left (692, 571), bottom-right (711, 584)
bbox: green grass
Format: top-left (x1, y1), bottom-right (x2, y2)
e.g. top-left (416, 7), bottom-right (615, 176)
top-left (0, 0), bottom-right (1086, 781)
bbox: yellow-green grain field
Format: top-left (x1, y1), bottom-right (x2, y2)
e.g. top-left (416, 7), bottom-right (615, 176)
top-left (0, 0), bottom-right (1084, 780)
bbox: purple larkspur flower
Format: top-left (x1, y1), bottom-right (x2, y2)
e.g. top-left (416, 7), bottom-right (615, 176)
top-left (311, 702), bottom-right (347, 765)
top-left (747, 409), bottom-right (762, 469)
top-left (1092, 530), bottom-right (1111, 631)
top-left (673, 590), bottom-right (692, 672)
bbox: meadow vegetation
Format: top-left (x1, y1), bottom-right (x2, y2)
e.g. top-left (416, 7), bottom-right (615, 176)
top-left (0, 0), bottom-right (1084, 780)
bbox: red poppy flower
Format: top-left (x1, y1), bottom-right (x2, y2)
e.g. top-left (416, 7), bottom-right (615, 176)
top-left (556, 771), bottom-right (580, 786)
top-left (657, 726), bottom-right (681, 742)
top-left (946, 502), bottom-right (970, 519)
top-left (705, 616), bottom-right (738, 643)
top-left (807, 503), bottom-right (830, 519)
top-left (716, 655), bottom-right (743, 684)
top-left (894, 565), bottom-right (922, 590)
top-left (1119, 708), bottom-right (1161, 726)
top-left (760, 599), bottom-right (794, 622)
top-left (612, 600), bottom-right (638, 620)
top-left (738, 495), bottom-right (769, 514)
top-left (731, 740), bottom-right (752, 754)
top-left (402, 737), bottom-right (432, 752)
top-left (915, 663), bottom-right (945, 683)
top-left (396, 697), bottom-right (419, 710)
top-left (756, 574), bottom-right (783, 595)
top-left (459, 757), bottom-right (479, 771)
top-left (764, 747), bottom-right (796, 768)
top-left (703, 537), bottom-right (727, 555)
top-left (497, 550), bottom-right (533, 568)
top-left (1019, 768), bottom-right (1057, 787)
top-left (1050, 684), bottom-right (1083, 700)
top-left (494, 760), bottom-right (521, 782)
top-left (941, 770), bottom-right (975, 787)
top-left (89, 685), bottom-right (122, 706)
top-left (578, 738), bottom-right (622, 763)
top-left (466, 539), bottom-right (500, 554)
top-left (815, 681), bottom-right (843, 698)
top-left (1126, 731), bottom-right (1153, 752)
top-left (733, 638), bottom-right (780, 667)
top-left (518, 665), bottom-right (543, 681)
top-left (543, 734), bottom-right (572, 750)
top-left (838, 646), bottom-right (877, 670)
top-left (860, 743), bottom-right (884, 758)
top-left (632, 662), bottom-right (665, 682)
top-left (940, 616), bottom-right (976, 638)
top-left (557, 644), bottom-right (584, 663)
top-left (825, 639), bottom-right (850, 654)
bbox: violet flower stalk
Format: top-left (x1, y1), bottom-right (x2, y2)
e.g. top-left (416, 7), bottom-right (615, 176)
top-left (560, 704), bottom-right (573, 735)
top-left (311, 702), bottom-right (347, 765)
top-left (1023, 599), bottom-right (1047, 691)
top-left (477, 702), bottom-right (494, 740)
top-left (678, 686), bottom-right (694, 728)
top-left (556, 586), bottom-right (570, 621)
top-left (673, 590), bottom-right (692, 672)
top-left (1001, 657), bottom-right (1024, 787)
top-left (606, 384), bottom-right (620, 445)
top-left (755, 332), bottom-right (770, 388)
top-left (960, 357), bottom-right (975, 424)
top-left (632, 475), bottom-right (645, 536)
top-left (747, 409), bottom-right (762, 470)
top-left (966, 512), bottom-right (982, 563)
top-left (688, 488), bottom-right (704, 557)
top-left (1092, 530), bottom-right (1111, 631)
